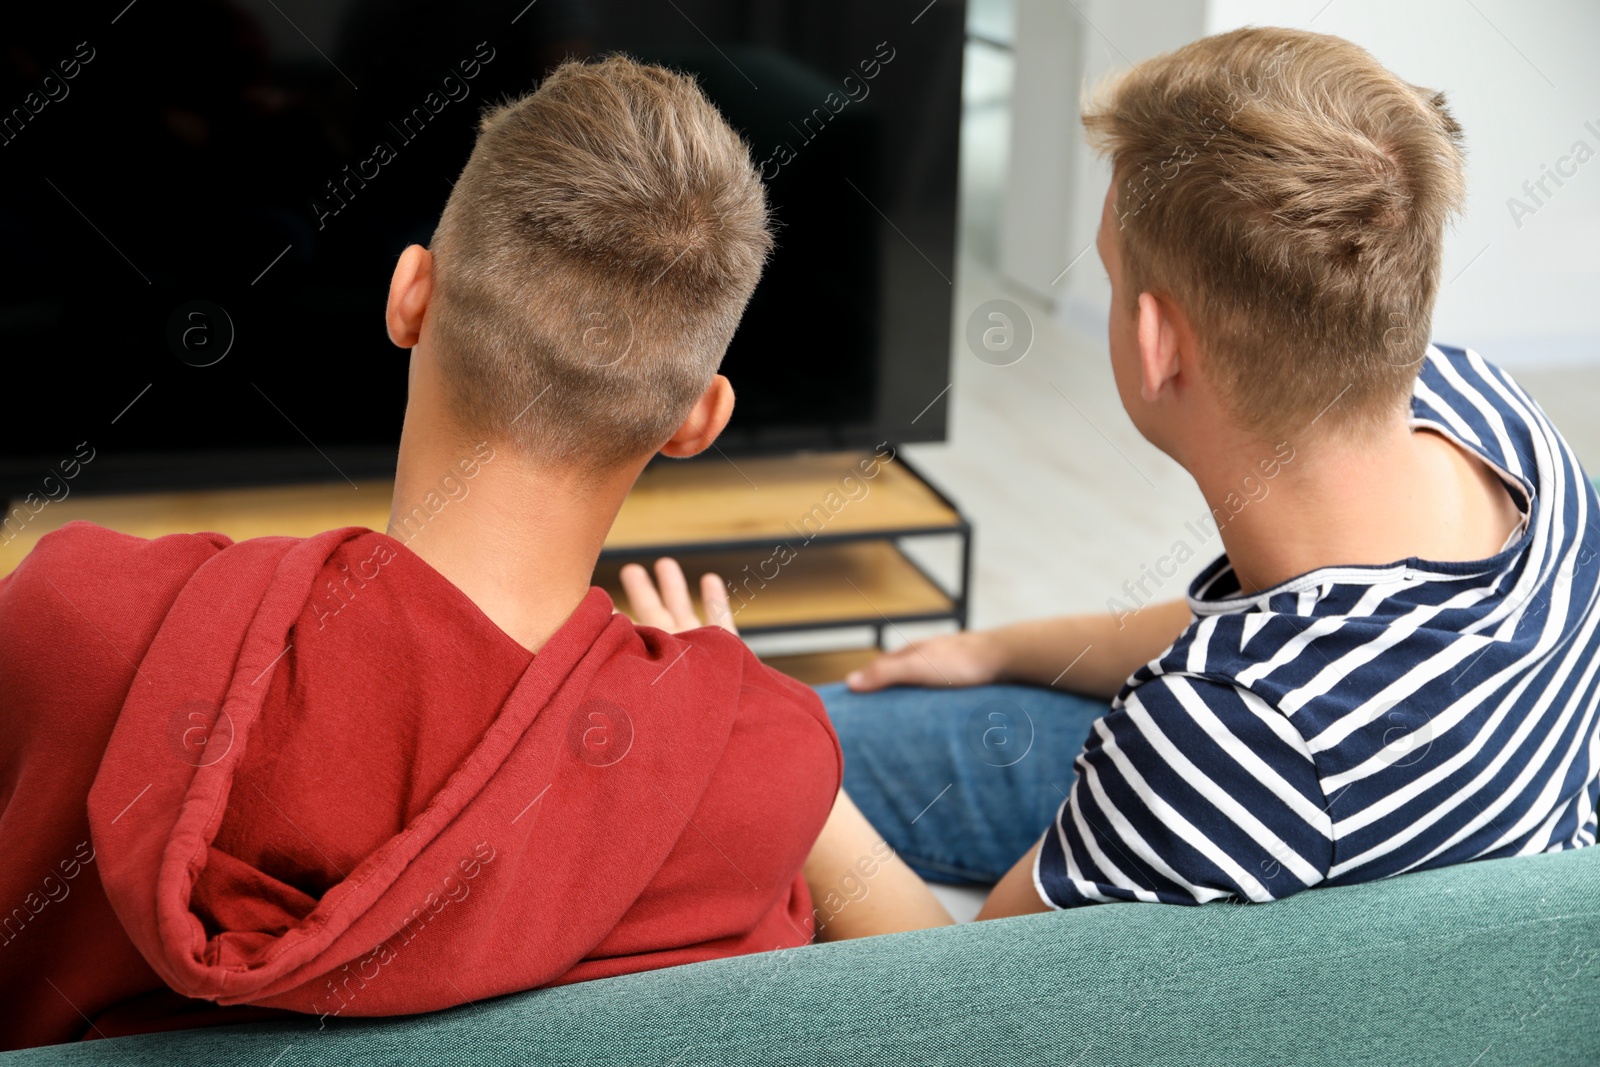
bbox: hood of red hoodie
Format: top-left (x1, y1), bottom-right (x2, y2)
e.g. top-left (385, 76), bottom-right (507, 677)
top-left (83, 525), bottom-right (822, 1016)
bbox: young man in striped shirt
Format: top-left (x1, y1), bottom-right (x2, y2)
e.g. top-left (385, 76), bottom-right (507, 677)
top-left (820, 26), bottom-right (1600, 919)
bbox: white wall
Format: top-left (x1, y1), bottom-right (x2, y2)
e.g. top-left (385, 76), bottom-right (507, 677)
top-left (1002, 0), bottom-right (1208, 308)
top-left (1005, 0), bottom-right (1600, 368)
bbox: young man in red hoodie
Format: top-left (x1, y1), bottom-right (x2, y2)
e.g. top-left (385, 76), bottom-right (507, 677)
top-left (0, 56), bottom-right (946, 1051)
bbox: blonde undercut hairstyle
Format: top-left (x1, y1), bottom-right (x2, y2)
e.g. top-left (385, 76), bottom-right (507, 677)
top-left (428, 55), bottom-right (773, 469)
top-left (1083, 27), bottom-right (1466, 439)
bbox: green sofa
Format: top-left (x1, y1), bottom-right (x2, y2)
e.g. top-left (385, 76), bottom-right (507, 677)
top-left (10, 845), bottom-right (1597, 1066)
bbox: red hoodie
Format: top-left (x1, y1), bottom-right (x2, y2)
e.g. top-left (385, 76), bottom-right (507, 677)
top-left (0, 521), bottom-right (840, 1050)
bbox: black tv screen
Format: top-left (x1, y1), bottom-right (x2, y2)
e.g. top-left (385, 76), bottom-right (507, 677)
top-left (0, 0), bottom-right (964, 497)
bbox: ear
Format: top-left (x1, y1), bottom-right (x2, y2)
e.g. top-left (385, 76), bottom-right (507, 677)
top-left (1135, 291), bottom-right (1183, 403)
top-left (659, 375), bottom-right (735, 458)
top-left (386, 245), bottom-right (434, 348)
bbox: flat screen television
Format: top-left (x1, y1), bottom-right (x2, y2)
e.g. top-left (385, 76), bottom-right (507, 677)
top-left (0, 0), bottom-right (964, 498)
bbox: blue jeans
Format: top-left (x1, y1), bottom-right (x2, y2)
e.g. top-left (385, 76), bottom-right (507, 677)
top-left (816, 683), bottom-right (1111, 886)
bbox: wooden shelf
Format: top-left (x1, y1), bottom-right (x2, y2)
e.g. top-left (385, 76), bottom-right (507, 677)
top-left (760, 647), bottom-right (879, 686)
top-left (1, 450), bottom-right (970, 679)
top-left (605, 451), bottom-right (961, 551)
top-left (594, 539), bottom-right (954, 634)
top-left (2, 449), bottom-right (968, 691)
top-left (0, 481), bottom-right (394, 576)
top-left (0, 451), bottom-right (961, 576)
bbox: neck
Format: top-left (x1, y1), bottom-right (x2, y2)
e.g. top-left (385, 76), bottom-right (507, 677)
top-left (1187, 414), bottom-right (1516, 596)
top-left (387, 422), bottom-right (643, 654)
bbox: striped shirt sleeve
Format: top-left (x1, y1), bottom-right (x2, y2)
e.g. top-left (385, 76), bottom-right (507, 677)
top-left (1035, 675), bottom-right (1334, 908)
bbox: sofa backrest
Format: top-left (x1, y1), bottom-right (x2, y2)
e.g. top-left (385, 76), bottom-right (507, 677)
top-left (13, 845), bottom-right (1600, 1066)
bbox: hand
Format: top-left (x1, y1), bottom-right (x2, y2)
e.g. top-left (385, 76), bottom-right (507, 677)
top-left (618, 557), bottom-right (737, 635)
top-left (845, 629), bottom-right (1004, 692)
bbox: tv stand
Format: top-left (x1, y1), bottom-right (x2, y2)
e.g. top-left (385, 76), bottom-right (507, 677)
top-left (599, 450), bottom-right (971, 681)
top-left (0, 451), bottom-right (970, 684)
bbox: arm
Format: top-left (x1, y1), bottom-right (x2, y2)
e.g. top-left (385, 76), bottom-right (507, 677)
top-left (993, 680), bottom-right (1334, 914)
top-left (976, 840), bottom-right (1051, 920)
top-left (621, 560), bottom-right (953, 941)
top-left (803, 789), bottom-right (954, 941)
top-left (847, 598), bottom-right (1192, 701)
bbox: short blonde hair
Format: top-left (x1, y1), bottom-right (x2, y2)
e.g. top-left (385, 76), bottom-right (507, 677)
top-left (428, 56), bottom-right (773, 468)
top-left (1084, 27), bottom-right (1466, 438)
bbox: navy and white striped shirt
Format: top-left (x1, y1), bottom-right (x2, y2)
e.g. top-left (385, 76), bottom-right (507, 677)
top-left (1036, 344), bottom-right (1600, 908)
